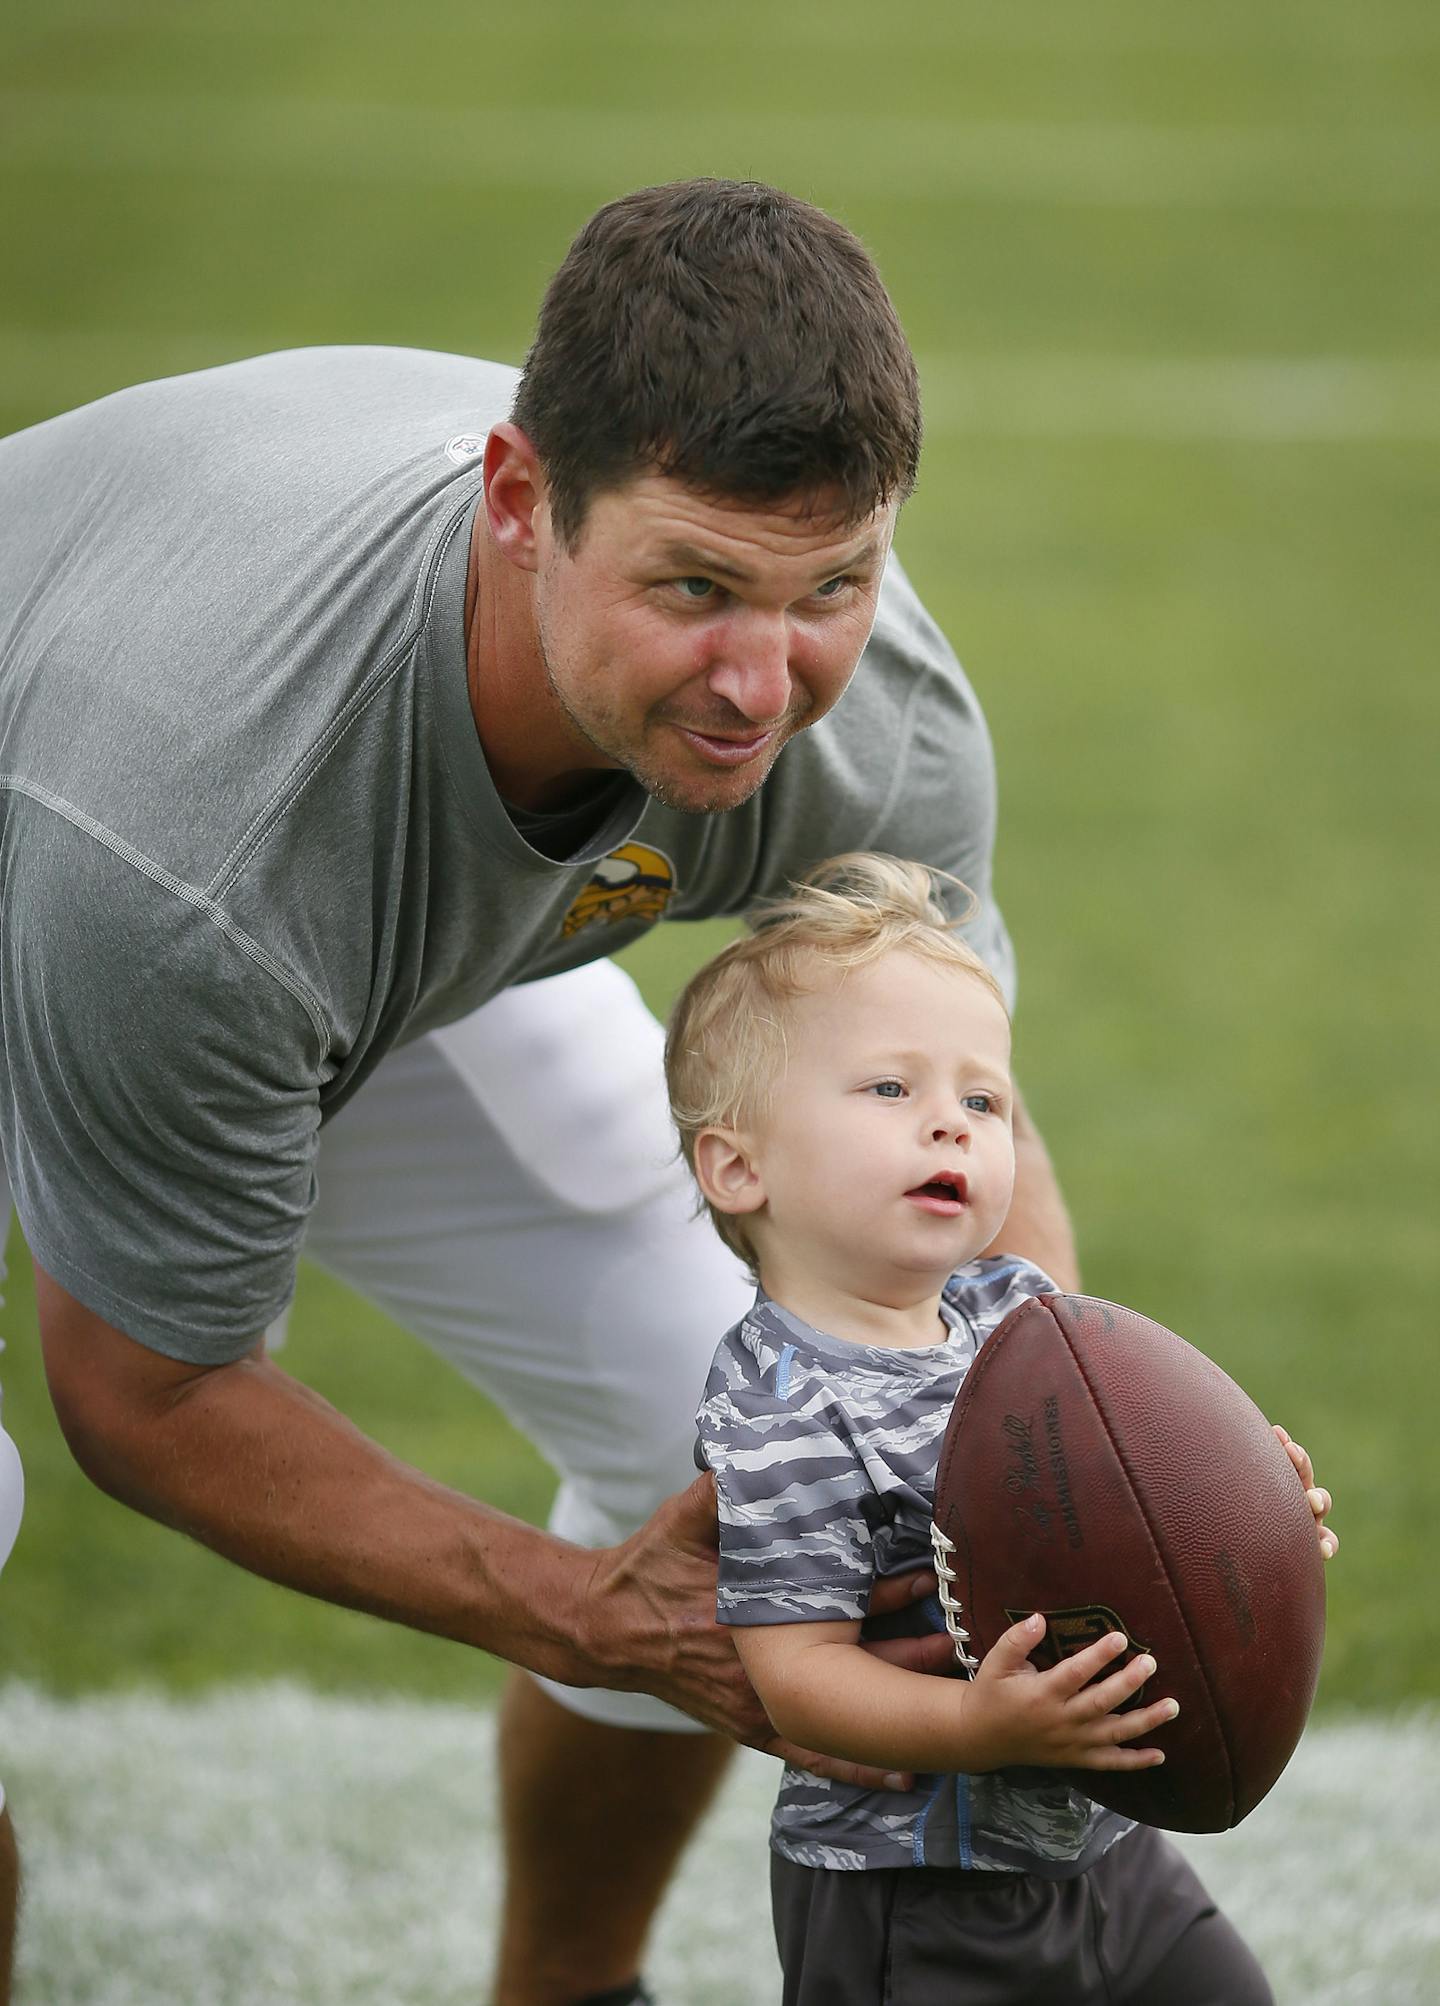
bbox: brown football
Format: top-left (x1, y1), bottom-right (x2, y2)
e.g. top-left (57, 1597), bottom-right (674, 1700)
top-left (931, 1292), bottom-right (1326, 1832)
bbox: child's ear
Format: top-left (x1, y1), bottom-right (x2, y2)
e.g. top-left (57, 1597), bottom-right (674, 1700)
top-left (694, 1128), bottom-right (767, 1217)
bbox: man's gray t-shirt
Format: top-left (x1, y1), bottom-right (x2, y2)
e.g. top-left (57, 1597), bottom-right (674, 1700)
top-left (696, 1259), bottom-right (1132, 1877)
top-left (0, 347), bottom-right (1014, 1362)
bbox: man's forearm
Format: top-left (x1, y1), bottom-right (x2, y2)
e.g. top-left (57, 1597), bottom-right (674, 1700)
top-left (987, 1086), bottom-right (1079, 1290)
top-left (162, 1358), bottom-right (607, 1676)
top-left (37, 1272), bottom-right (608, 1688)
top-left (37, 1262), bottom-right (780, 1741)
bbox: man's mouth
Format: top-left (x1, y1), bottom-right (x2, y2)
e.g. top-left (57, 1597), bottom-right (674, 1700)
top-left (666, 694), bottom-right (813, 770)
top-left (905, 1171), bottom-right (969, 1214)
top-left (673, 723), bottom-right (778, 766)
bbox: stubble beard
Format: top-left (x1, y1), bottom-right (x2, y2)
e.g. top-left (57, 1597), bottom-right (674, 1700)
top-left (538, 633), bottom-right (811, 817)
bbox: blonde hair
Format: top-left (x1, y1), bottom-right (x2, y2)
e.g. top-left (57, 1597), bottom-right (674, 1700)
top-left (664, 853), bottom-right (1007, 1266)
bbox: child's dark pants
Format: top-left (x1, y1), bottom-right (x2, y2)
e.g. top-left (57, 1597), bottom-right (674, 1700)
top-left (770, 1823), bottom-right (1272, 2005)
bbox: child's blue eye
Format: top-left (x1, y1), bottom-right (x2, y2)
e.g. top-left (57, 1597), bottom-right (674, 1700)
top-left (872, 1080), bottom-right (905, 1099)
top-left (963, 1094), bottom-right (993, 1114)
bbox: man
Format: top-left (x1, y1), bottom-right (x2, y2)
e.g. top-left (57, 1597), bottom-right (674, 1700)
top-left (0, 180), bottom-right (1076, 2003)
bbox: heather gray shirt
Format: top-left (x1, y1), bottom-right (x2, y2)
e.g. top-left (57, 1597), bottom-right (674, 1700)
top-left (696, 1259), bottom-right (1132, 1876)
top-left (0, 347), bottom-right (1013, 1361)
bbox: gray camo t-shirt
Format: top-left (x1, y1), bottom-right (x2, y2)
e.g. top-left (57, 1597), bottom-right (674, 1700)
top-left (696, 1258), bottom-right (1133, 1875)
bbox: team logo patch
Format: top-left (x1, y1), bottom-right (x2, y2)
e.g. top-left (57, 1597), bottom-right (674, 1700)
top-left (1005, 1603), bottom-right (1153, 1707)
top-left (444, 432), bottom-right (487, 465)
top-left (562, 842), bottom-right (677, 939)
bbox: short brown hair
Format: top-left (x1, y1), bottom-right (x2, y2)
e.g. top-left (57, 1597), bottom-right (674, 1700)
top-left (665, 854), bottom-right (1007, 1267)
top-left (512, 179), bottom-right (922, 547)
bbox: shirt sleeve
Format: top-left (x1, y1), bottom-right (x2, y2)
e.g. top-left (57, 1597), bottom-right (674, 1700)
top-left (857, 557), bottom-right (1016, 1005)
top-left (960, 1255), bottom-right (1062, 1336)
top-left (697, 1343), bottom-right (881, 1626)
top-left (0, 812), bottom-right (324, 1362)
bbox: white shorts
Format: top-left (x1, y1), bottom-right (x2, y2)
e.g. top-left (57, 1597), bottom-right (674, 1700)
top-left (0, 1419), bottom-right (17, 1812)
top-left (0, 1420), bottom-right (19, 1583)
top-left (300, 958), bottom-right (753, 1730)
top-left (0, 1193), bottom-right (22, 1583)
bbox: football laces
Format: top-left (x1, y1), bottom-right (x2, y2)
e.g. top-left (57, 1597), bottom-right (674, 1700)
top-left (930, 1522), bottom-right (980, 1673)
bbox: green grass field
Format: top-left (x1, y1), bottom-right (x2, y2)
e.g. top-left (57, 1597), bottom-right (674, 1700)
top-left (4, 1686), bottom-right (1437, 2003)
top-left (1, 2), bottom-right (1437, 1992)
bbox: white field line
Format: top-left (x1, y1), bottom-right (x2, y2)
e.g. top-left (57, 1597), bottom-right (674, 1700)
top-left (2, 89), bottom-right (1437, 210)
top-left (3, 328), bottom-right (1439, 445)
top-left (1, 1684), bottom-right (1437, 2006)
top-left (15, 0), bottom-right (1440, 57)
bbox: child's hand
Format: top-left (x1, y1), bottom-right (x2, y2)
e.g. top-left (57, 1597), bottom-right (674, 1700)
top-left (1273, 1425), bottom-right (1339, 1560)
top-left (963, 1614), bottom-right (1177, 1772)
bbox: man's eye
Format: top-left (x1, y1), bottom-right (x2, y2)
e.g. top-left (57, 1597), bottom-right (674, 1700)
top-left (674, 577), bottom-right (716, 600)
top-left (813, 577), bottom-right (848, 600)
top-left (871, 1080), bottom-right (905, 1099)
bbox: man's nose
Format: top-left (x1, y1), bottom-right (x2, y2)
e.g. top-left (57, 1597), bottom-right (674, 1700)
top-left (706, 611), bottom-right (793, 723)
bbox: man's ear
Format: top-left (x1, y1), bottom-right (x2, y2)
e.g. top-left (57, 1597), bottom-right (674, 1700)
top-left (483, 422), bottom-right (548, 572)
top-left (694, 1128), bottom-right (767, 1219)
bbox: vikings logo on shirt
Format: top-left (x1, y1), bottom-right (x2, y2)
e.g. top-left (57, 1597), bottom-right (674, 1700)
top-left (561, 843), bottom-right (677, 938)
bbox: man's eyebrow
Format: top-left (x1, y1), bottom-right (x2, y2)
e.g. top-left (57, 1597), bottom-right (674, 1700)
top-left (655, 542), bottom-right (755, 582)
top-left (652, 534), bottom-right (887, 584)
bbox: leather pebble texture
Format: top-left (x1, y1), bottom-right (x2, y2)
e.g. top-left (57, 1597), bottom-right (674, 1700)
top-left (931, 1292), bottom-right (1326, 1831)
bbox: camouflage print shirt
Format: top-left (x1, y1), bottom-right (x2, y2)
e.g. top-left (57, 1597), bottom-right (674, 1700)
top-left (696, 1257), bottom-right (1134, 1876)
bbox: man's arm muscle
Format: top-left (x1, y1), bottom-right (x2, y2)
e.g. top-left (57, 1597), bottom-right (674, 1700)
top-left (37, 1262), bottom-right (955, 1790)
top-left (985, 1086), bottom-right (1079, 1291)
top-left (36, 1263), bottom-right (614, 1679)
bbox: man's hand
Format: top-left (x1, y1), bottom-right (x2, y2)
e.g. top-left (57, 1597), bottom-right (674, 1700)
top-left (573, 1473), bottom-right (763, 1736)
top-left (576, 1474), bottom-right (949, 1790)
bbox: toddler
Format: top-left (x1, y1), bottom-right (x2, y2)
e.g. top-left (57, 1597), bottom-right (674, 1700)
top-left (666, 853), bottom-right (1334, 2005)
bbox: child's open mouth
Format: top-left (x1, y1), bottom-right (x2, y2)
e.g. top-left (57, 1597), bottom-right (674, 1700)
top-left (905, 1172), bottom-right (968, 1212)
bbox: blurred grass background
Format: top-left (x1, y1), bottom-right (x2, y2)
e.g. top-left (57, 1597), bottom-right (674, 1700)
top-left (1, 0), bottom-right (1435, 1714)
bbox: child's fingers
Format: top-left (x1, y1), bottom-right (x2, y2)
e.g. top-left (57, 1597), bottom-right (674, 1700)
top-left (1066, 1649), bottom-right (1161, 1719)
top-left (1040, 1628), bottom-right (1131, 1697)
top-left (1070, 1741), bottom-right (1168, 1773)
top-left (1104, 1694), bottom-right (1180, 1743)
top-left (1059, 1691), bottom-right (1178, 1770)
top-left (980, 1611), bottom-right (1049, 1673)
top-left (1301, 1479), bottom-right (1339, 1558)
top-left (1275, 1425), bottom-right (1316, 1489)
